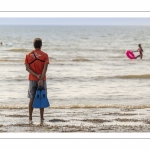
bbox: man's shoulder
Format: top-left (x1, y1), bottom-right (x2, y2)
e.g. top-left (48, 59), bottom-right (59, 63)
top-left (26, 50), bottom-right (48, 58)
top-left (26, 50), bottom-right (34, 56)
top-left (40, 50), bottom-right (48, 56)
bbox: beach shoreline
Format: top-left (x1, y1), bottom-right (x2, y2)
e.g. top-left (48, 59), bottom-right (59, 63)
top-left (1, 107), bottom-right (150, 132)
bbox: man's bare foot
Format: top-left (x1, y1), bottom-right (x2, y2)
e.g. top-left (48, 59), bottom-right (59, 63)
top-left (29, 120), bottom-right (33, 125)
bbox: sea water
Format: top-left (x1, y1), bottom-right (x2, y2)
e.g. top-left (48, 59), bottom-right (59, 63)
top-left (0, 25), bottom-right (150, 127)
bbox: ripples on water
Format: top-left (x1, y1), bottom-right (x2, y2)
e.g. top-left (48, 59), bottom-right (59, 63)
top-left (0, 25), bottom-right (150, 108)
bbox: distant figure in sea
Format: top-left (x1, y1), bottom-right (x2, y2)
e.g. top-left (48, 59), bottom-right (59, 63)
top-left (6, 43), bottom-right (12, 46)
top-left (132, 44), bottom-right (143, 59)
top-left (0, 42), bottom-right (2, 45)
top-left (24, 38), bottom-right (49, 125)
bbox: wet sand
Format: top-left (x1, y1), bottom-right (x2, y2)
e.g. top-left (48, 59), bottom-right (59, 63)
top-left (0, 107), bottom-right (150, 132)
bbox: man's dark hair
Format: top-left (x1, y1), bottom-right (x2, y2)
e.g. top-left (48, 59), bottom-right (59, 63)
top-left (33, 38), bottom-right (42, 48)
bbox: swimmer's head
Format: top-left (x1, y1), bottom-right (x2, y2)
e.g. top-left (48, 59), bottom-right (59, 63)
top-left (138, 44), bottom-right (141, 47)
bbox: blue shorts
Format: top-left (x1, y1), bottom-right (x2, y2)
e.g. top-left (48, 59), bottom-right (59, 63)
top-left (28, 80), bottom-right (47, 99)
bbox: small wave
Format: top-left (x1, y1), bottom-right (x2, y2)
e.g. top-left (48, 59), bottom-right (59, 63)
top-left (9, 48), bottom-right (29, 52)
top-left (109, 55), bottom-right (124, 58)
top-left (80, 37), bottom-right (89, 40)
top-left (0, 59), bottom-right (23, 63)
top-left (0, 57), bottom-right (11, 61)
top-left (52, 104), bottom-right (150, 109)
top-left (49, 57), bottom-right (56, 61)
top-left (1, 104), bottom-right (150, 109)
top-left (2, 74), bottom-right (149, 82)
top-left (0, 105), bottom-right (28, 109)
top-left (115, 74), bottom-right (150, 79)
top-left (72, 57), bottom-right (90, 62)
top-left (96, 74), bottom-right (150, 80)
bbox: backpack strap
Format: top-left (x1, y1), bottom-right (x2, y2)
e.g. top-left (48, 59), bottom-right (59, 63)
top-left (29, 52), bottom-right (45, 65)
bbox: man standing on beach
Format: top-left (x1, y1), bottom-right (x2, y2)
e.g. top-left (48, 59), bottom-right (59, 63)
top-left (24, 38), bottom-right (49, 125)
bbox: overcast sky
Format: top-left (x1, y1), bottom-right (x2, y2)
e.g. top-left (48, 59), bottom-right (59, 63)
top-left (0, 18), bottom-right (150, 25)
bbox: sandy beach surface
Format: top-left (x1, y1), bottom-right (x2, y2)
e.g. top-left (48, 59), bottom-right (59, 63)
top-left (1, 106), bottom-right (150, 133)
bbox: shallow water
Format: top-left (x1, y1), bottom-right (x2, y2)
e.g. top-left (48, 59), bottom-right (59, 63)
top-left (0, 25), bottom-right (150, 131)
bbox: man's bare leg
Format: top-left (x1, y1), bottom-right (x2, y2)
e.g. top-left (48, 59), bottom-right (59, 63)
top-left (40, 108), bottom-right (44, 125)
top-left (29, 98), bottom-right (34, 124)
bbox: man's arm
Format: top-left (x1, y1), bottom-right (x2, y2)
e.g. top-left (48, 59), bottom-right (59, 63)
top-left (38, 63), bottom-right (48, 86)
top-left (40, 63), bottom-right (48, 80)
top-left (25, 64), bottom-right (41, 79)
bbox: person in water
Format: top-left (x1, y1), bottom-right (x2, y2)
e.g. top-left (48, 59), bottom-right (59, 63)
top-left (133, 44), bottom-right (143, 59)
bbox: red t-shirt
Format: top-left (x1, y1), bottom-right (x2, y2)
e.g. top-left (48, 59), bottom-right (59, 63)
top-left (24, 49), bottom-right (49, 81)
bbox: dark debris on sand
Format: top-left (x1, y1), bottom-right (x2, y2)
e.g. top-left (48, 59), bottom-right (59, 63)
top-left (49, 119), bottom-right (66, 122)
top-left (82, 119), bottom-right (111, 123)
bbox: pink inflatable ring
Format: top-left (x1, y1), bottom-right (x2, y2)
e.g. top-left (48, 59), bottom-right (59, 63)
top-left (126, 50), bottom-right (135, 59)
